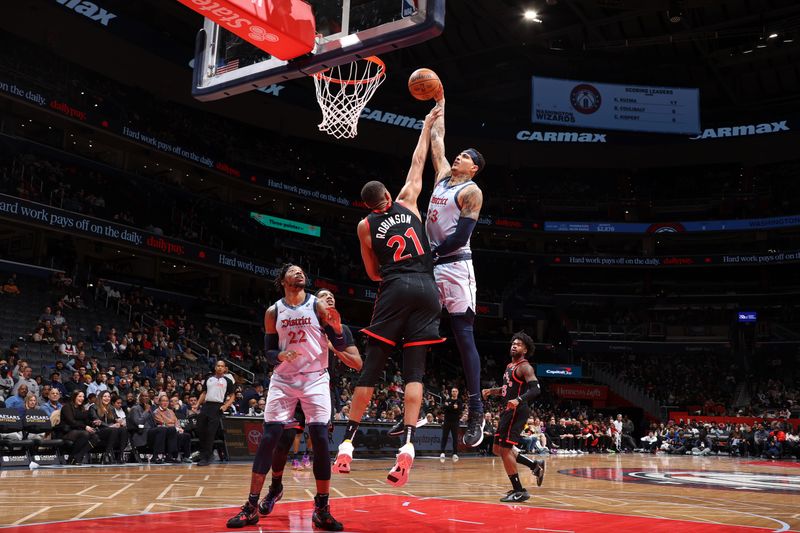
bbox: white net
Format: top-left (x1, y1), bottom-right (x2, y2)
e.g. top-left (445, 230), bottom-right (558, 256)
top-left (313, 56), bottom-right (386, 139)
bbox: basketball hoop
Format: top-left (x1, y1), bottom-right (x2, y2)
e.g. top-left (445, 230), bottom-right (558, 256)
top-left (312, 56), bottom-right (386, 139)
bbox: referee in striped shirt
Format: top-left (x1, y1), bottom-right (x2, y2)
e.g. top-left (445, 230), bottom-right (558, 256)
top-left (196, 360), bottom-right (235, 466)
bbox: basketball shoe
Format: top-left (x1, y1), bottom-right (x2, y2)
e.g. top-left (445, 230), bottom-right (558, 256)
top-left (226, 502), bottom-right (259, 528)
top-left (388, 417), bottom-right (428, 437)
top-left (387, 442), bottom-right (415, 487)
top-left (462, 410), bottom-right (485, 447)
top-left (312, 505), bottom-right (344, 531)
top-left (332, 440), bottom-right (353, 474)
top-left (257, 486), bottom-right (283, 516)
top-left (532, 460), bottom-right (546, 487)
top-left (301, 454), bottom-right (311, 469)
top-left (500, 489), bottom-right (530, 503)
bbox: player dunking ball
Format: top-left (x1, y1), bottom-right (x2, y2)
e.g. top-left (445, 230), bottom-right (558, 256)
top-left (226, 264), bottom-right (352, 530)
top-left (425, 91), bottom-right (488, 447)
top-left (482, 332), bottom-right (545, 502)
top-left (333, 106), bottom-right (444, 487)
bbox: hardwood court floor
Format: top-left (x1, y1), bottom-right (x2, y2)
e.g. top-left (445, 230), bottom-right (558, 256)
top-left (0, 453), bottom-right (798, 532)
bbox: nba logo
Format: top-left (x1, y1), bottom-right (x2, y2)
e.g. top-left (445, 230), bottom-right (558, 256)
top-left (402, 0), bottom-right (417, 17)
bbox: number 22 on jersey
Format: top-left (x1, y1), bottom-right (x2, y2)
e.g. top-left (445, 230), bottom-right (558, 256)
top-left (287, 330), bottom-right (307, 345)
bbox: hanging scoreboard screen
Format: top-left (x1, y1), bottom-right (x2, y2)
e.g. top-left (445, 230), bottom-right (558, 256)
top-left (532, 77), bottom-right (700, 135)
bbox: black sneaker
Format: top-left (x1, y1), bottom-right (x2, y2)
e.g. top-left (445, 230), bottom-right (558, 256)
top-left (462, 410), bottom-right (486, 447)
top-left (499, 489), bottom-right (530, 503)
top-left (258, 487), bottom-right (283, 516)
top-left (387, 417), bottom-right (428, 437)
top-left (532, 460), bottom-right (546, 487)
top-left (226, 502), bottom-right (259, 528)
top-left (312, 505), bottom-right (343, 531)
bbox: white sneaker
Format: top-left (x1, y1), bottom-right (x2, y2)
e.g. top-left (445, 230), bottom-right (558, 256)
top-left (439, 452), bottom-right (446, 463)
top-left (452, 454), bottom-right (459, 463)
top-left (387, 443), bottom-right (415, 487)
top-left (332, 440), bottom-right (354, 474)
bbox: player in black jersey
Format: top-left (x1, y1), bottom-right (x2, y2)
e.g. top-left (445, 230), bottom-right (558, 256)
top-left (482, 331), bottom-right (545, 502)
top-left (334, 106), bottom-right (443, 488)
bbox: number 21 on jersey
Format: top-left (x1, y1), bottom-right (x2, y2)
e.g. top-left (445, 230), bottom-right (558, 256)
top-left (387, 227), bottom-right (424, 262)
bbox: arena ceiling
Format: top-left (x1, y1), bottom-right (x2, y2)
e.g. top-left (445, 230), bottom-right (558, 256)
top-left (3, 0), bottom-right (800, 142)
top-left (123, 0), bottom-right (800, 116)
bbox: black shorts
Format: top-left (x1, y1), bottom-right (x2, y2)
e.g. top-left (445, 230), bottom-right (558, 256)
top-left (362, 272), bottom-right (443, 348)
top-left (495, 403), bottom-right (530, 448)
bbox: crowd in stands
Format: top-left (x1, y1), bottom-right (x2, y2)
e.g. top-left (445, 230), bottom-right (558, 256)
top-left (639, 418), bottom-right (799, 460)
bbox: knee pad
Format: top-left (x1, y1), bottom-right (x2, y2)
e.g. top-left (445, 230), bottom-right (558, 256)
top-left (356, 339), bottom-right (393, 387)
top-left (252, 423), bottom-right (283, 475)
top-left (306, 424), bottom-right (331, 481)
top-left (401, 345), bottom-right (427, 384)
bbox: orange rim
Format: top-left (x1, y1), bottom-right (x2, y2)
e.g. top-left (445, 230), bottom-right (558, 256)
top-left (313, 56), bottom-right (386, 86)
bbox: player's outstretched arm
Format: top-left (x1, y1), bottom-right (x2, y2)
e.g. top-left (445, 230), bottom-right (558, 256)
top-left (397, 106), bottom-right (441, 208)
top-left (357, 219), bottom-right (382, 282)
top-left (430, 96), bottom-right (450, 185)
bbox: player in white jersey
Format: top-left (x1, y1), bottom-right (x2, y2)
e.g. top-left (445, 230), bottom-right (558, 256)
top-left (227, 264), bottom-right (355, 531)
top-left (426, 93), bottom-right (487, 448)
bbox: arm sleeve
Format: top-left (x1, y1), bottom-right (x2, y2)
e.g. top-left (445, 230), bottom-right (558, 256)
top-left (342, 325), bottom-right (355, 348)
top-left (225, 377), bottom-right (235, 397)
top-left (265, 333), bottom-right (281, 365)
top-left (323, 325), bottom-right (347, 351)
top-left (516, 380), bottom-right (541, 404)
top-left (432, 216), bottom-right (477, 258)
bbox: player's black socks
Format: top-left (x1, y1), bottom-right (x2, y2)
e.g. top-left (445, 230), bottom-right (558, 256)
top-left (509, 473), bottom-right (523, 492)
top-left (314, 493), bottom-right (330, 509)
top-left (344, 421), bottom-right (360, 441)
top-left (516, 452), bottom-right (537, 469)
top-left (248, 492), bottom-right (260, 507)
top-left (269, 476), bottom-right (283, 494)
top-left (403, 425), bottom-right (416, 445)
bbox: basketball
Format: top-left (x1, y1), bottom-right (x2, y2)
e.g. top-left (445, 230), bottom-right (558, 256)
top-left (408, 68), bottom-right (442, 101)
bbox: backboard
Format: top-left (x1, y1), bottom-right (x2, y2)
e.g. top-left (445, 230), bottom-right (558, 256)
top-left (192, 0), bottom-right (445, 101)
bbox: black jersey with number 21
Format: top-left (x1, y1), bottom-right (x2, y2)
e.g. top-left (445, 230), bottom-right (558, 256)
top-left (366, 200), bottom-right (433, 280)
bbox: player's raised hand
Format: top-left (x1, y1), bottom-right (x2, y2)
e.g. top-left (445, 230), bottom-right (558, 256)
top-left (425, 106), bottom-right (442, 128)
top-left (326, 307), bottom-right (343, 334)
top-left (481, 388), bottom-right (491, 400)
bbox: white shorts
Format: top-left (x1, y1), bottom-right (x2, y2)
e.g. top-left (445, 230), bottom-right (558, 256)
top-left (264, 370), bottom-right (331, 425)
top-left (434, 259), bottom-right (477, 315)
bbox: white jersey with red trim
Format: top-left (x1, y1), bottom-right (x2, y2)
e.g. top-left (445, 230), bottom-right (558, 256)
top-left (274, 294), bottom-right (328, 376)
top-left (425, 177), bottom-right (475, 258)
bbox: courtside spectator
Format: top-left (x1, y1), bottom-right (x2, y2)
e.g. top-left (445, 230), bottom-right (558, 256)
top-left (89, 390), bottom-right (128, 464)
top-left (58, 390), bottom-right (95, 465)
top-left (5, 383), bottom-right (28, 412)
top-left (41, 388), bottom-right (63, 416)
